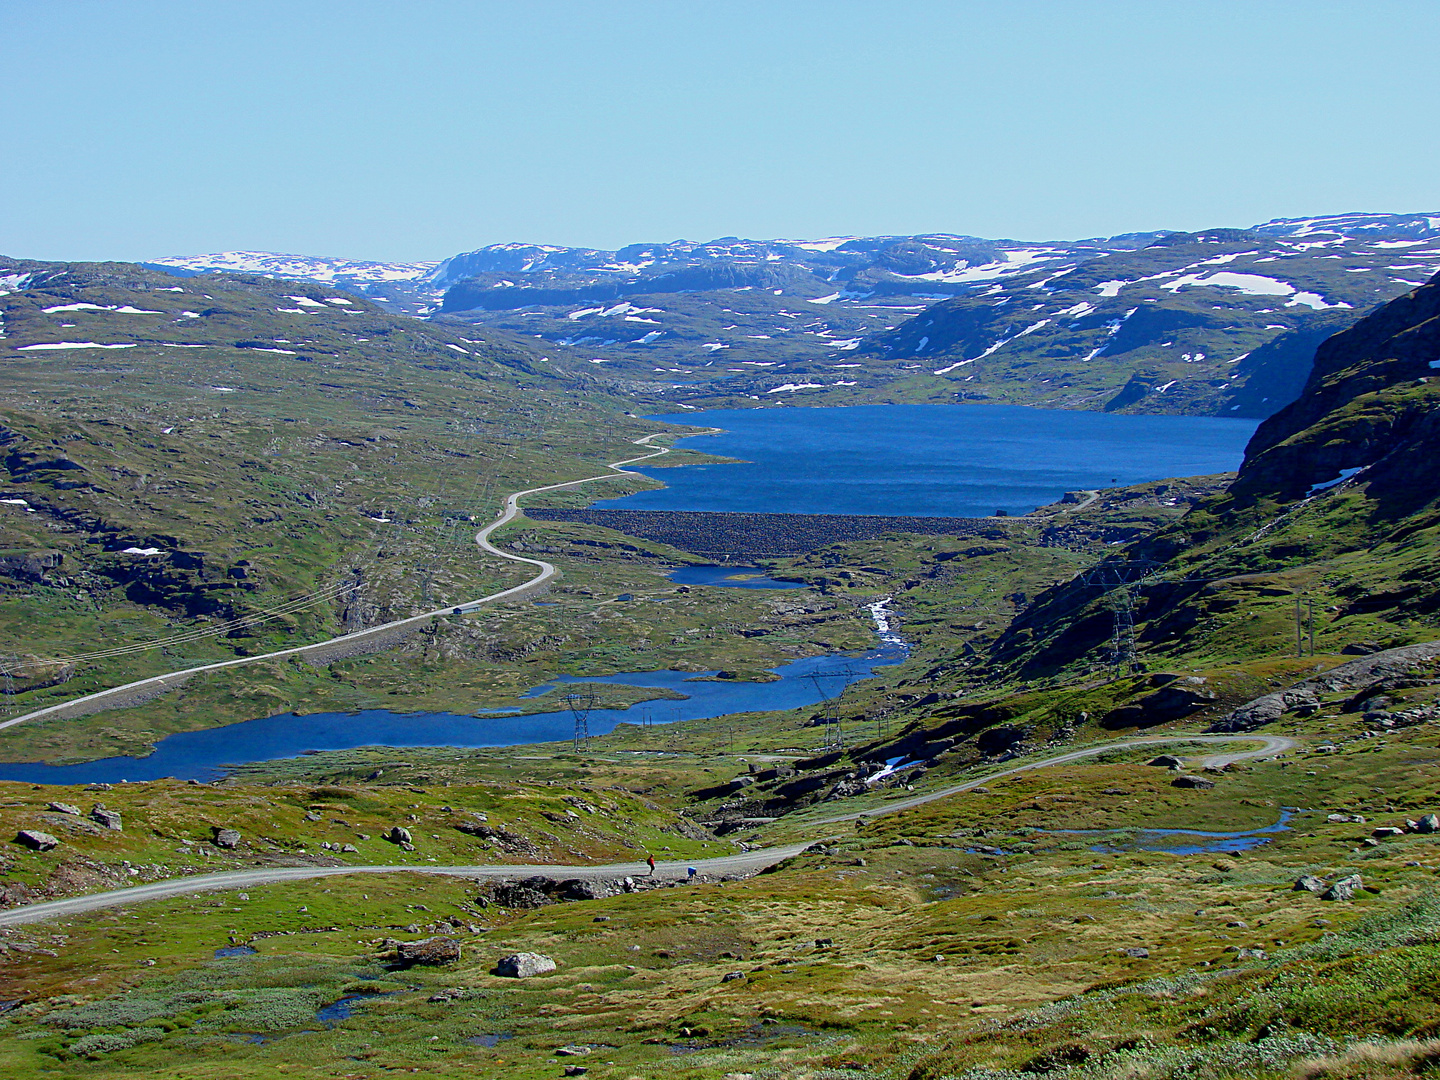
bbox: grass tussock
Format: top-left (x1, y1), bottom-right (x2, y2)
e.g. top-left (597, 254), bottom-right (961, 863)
top-left (1295, 1039), bottom-right (1440, 1079)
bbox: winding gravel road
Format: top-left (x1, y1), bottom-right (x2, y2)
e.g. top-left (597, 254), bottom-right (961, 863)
top-left (0, 432), bottom-right (684, 734)
top-left (0, 428), bottom-right (1300, 929)
top-left (0, 732), bottom-right (1294, 927)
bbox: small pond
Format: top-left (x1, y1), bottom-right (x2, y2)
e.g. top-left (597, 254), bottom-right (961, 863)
top-left (668, 565), bottom-right (805, 589)
top-left (1045, 809), bottom-right (1294, 855)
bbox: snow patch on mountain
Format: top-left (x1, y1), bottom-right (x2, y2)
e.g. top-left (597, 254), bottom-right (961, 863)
top-left (1162, 272), bottom-right (1296, 296)
top-left (150, 252), bottom-right (436, 285)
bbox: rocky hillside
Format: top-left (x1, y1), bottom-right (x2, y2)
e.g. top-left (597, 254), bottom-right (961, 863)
top-left (0, 255), bottom-right (647, 715)
top-left (142, 252), bottom-right (441, 317)
top-left (694, 216), bottom-right (1440, 416)
top-left (983, 269), bottom-right (1440, 681)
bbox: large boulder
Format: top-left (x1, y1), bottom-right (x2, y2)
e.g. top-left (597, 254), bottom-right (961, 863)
top-left (557, 878), bottom-right (618, 901)
top-left (494, 952), bottom-right (556, 978)
top-left (386, 826), bottom-right (413, 845)
top-left (1293, 875), bottom-right (1327, 893)
top-left (976, 725), bottom-right (1028, 756)
top-left (212, 827), bottom-right (241, 848)
top-left (396, 937), bottom-right (461, 965)
top-left (1413, 814), bottom-right (1440, 834)
top-left (491, 877), bottom-right (557, 909)
top-left (1323, 874), bottom-right (1363, 901)
top-left (15, 830), bottom-right (58, 851)
top-left (90, 805), bottom-right (123, 831)
top-left (1171, 775), bottom-right (1216, 790)
top-left (47, 802), bottom-right (81, 816)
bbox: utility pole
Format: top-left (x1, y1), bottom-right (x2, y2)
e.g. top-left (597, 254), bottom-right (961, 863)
top-left (1107, 586), bottom-right (1138, 677)
top-left (1294, 597), bottom-right (1317, 657)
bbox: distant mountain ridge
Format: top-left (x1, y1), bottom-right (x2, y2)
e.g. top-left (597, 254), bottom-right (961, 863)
top-left (149, 212), bottom-right (1440, 298)
top-left (145, 212), bottom-right (1440, 420)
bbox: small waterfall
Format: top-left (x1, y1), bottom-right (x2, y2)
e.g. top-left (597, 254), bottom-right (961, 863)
top-left (865, 596), bottom-right (908, 651)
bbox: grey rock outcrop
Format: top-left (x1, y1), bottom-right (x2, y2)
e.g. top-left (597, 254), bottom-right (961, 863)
top-left (1147, 755), bottom-right (1184, 768)
top-left (557, 878), bottom-right (616, 901)
top-left (1210, 640), bottom-right (1440, 733)
top-left (386, 826), bottom-right (413, 845)
top-left (1207, 690), bottom-right (1318, 733)
top-left (1322, 874), bottom-right (1363, 901)
top-left (490, 879), bottom-right (554, 909)
top-left (47, 802), bottom-right (81, 816)
top-left (1413, 814), bottom-right (1440, 834)
top-left (1172, 775), bottom-right (1216, 789)
top-left (1293, 875), bottom-right (1327, 893)
top-left (90, 805), bottom-right (122, 830)
top-left (212, 827), bottom-right (241, 848)
top-left (483, 875), bottom-right (622, 908)
top-left (15, 829), bottom-right (58, 851)
top-left (396, 937), bottom-right (461, 965)
top-left (494, 951), bottom-right (556, 978)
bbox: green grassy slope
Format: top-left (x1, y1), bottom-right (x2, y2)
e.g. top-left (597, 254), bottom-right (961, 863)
top-left (0, 257), bottom-right (677, 733)
top-left (968, 273), bottom-right (1440, 684)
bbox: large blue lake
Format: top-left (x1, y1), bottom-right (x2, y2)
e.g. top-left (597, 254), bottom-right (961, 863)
top-left (596, 403), bottom-right (1258, 517)
top-left (0, 403), bottom-right (1258, 783)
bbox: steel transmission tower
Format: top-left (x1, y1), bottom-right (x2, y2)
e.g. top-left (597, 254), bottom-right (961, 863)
top-left (564, 688), bottom-right (597, 751)
top-left (1080, 561), bottom-right (1161, 678)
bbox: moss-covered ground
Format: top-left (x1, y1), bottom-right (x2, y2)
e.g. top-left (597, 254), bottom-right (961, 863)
top-left (4, 711), bottom-right (1440, 1078)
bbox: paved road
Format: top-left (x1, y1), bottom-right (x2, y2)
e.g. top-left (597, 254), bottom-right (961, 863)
top-left (0, 733), bottom-right (1294, 927)
top-left (0, 844), bottom-right (812, 927)
top-left (0, 432), bottom-right (685, 734)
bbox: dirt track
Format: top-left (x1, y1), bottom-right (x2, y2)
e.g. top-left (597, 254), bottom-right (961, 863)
top-left (0, 733), bottom-right (1294, 927)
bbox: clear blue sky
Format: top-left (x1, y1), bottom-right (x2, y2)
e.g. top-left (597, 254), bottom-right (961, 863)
top-left (4, 0), bottom-right (1437, 263)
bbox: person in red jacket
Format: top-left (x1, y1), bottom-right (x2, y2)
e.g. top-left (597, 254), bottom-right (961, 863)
top-left (646, 853), bottom-right (656, 876)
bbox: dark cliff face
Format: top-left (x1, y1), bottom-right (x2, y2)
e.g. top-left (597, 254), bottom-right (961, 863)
top-left (1234, 272), bottom-right (1440, 501)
